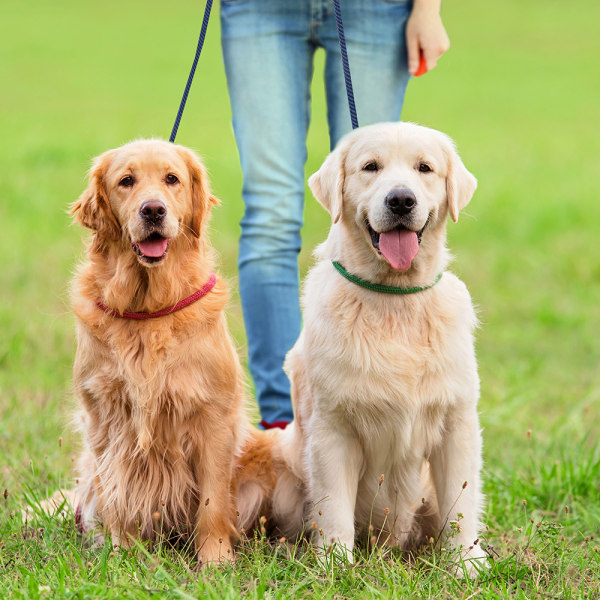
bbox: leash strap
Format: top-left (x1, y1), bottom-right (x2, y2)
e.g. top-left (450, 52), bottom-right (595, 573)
top-left (332, 261), bottom-right (442, 294)
top-left (169, 0), bottom-right (214, 143)
top-left (170, 0), bottom-right (356, 139)
top-left (333, 0), bottom-right (359, 130)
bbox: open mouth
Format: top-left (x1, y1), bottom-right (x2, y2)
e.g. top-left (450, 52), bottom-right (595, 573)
top-left (366, 216), bottom-right (430, 271)
top-left (131, 232), bottom-right (172, 265)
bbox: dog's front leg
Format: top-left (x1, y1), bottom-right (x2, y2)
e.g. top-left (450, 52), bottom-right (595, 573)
top-left (429, 404), bottom-right (486, 575)
top-left (193, 426), bottom-right (236, 567)
top-left (306, 422), bottom-right (362, 564)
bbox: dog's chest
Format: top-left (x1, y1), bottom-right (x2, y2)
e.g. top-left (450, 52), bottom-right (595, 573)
top-left (305, 276), bottom-right (477, 419)
top-left (77, 319), bottom-right (221, 415)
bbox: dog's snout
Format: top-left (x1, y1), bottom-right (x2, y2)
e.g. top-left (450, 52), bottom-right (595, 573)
top-left (385, 189), bottom-right (416, 216)
top-left (139, 200), bottom-right (167, 222)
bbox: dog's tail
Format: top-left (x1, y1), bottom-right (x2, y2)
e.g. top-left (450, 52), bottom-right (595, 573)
top-left (234, 425), bottom-right (305, 538)
top-left (21, 449), bottom-right (99, 534)
top-left (22, 487), bottom-right (79, 524)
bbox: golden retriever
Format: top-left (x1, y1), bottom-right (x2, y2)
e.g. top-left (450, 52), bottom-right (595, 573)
top-left (66, 139), bottom-right (249, 566)
top-left (237, 122), bottom-right (487, 575)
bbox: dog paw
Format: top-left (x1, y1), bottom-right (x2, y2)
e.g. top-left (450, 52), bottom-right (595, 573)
top-left (314, 541), bottom-right (355, 569)
top-left (196, 537), bottom-right (234, 569)
top-left (452, 544), bottom-right (488, 578)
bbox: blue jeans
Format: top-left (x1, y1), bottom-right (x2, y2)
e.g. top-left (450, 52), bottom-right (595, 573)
top-left (221, 0), bottom-right (412, 427)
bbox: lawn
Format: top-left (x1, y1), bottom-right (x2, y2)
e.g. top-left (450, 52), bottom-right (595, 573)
top-left (1, 0), bottom-right (599, 597)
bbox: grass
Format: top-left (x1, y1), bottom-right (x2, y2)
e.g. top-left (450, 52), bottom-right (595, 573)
top-left (1, 0), bottom-right (599, 597)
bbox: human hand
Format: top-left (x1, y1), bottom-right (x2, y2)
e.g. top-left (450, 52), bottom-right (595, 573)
top-left (406, 0), bottom-right (450, 76)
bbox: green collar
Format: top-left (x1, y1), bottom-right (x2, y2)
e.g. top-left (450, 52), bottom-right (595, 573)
top-left (331, 261), bottom-right (443, 294)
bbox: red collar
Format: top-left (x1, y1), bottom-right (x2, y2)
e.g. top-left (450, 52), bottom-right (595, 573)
top-left (96, 272), bottom-right (217, 320)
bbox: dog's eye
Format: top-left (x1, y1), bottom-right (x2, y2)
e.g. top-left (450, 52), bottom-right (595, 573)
top-left (362, 162), bottom-right (379, 172)
top-left (119, 175), bottom-right (135, 188)
top-left (418, 163), bottom-right (433, 173)
top-left (165, 174), bottom-right (179, 185)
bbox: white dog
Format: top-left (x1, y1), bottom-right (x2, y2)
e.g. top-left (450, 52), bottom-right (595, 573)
top-left (276, 121), bottom-right (484, 573)
top-left (236, 122), bottom-right (486, 575)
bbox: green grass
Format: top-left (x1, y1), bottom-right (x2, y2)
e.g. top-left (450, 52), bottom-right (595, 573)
top-left (1, 0), bottom-right (600, 597)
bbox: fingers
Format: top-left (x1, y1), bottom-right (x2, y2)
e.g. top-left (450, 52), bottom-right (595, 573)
top-left (405, 7), bottom-right (450, 76)
top-left (421, 32), bottom-right (450, 72)
top-left (407, 30), bottom-right (422, 76)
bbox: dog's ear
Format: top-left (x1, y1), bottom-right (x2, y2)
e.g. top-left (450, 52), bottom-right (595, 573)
top-left (308, 145), bottom-right (347, 224)
top-left (70, 151), bottom-right (121, 240)
top-left (176, 146), bottom-right (218, 238)
top-left (444, 140), bottom-right (477, 223)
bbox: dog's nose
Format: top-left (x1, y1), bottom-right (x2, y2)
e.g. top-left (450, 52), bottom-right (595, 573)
top-left (139, 200), bottom-right (167, 222)
top-left (385, 189), bottom-right (416, 216)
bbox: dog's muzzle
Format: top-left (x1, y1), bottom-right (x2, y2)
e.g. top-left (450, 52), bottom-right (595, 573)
top-left (130, 200), bottom-right (173, 265)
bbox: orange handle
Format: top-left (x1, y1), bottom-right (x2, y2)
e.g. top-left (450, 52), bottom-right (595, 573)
top-left (414, 52), bottom-right (427, 77)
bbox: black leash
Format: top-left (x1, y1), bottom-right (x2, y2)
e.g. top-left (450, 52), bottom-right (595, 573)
top-left (169, 0), bottom-right (213, 143)
top-left (169, 0), bottom-right (358, 142)
top-left (333, 0), bottom-right (359, 129)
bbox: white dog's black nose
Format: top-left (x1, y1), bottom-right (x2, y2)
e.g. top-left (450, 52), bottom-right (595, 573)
top-left (140, 200), bottom-right (167, 223)
top-left (385, 189), bottom-right (416, 216)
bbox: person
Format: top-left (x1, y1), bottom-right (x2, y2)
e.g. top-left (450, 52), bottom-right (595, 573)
top-left (220, 0), bottom-right (450, 429)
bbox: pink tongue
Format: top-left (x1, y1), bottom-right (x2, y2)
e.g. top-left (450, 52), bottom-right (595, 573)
top-left (379, 229), bottom-right (419, 270)
top-left (137, 238), bottom-right (169, 258)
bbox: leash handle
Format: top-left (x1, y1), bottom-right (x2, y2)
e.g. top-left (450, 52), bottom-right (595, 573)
top-left (170, 0), bottom-right (213, 143)
top-left (333, 0), bottom-right (359, 130)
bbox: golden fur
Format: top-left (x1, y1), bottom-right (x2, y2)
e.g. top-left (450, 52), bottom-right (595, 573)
top-left (68, 139), bottom-right (249, 565)
top-left (237, 123), bottom-right (487, 576)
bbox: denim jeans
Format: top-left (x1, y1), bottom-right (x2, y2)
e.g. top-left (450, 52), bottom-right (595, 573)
top-left (221, 0), bottom-right (413, 427)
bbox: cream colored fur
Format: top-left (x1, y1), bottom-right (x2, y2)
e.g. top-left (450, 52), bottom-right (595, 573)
top-left (274, 122), bottom-right (486, 575)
